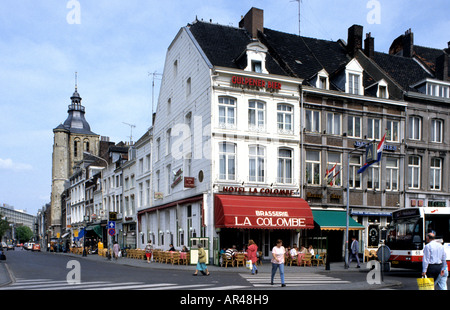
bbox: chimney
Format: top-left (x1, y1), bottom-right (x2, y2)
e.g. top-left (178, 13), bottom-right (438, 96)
top-left (436, 53), bottom-right (450, 81)
top-left (347, 24), bottom-right (363, 57)
top-left (364, 32), bottom-right (375, 58)
top-left (239, 7), bottom-right (264, 39)
top-left (402, 28), bottom-right (414, 57)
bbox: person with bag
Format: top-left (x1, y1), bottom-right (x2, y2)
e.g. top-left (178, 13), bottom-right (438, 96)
top-left (271, 239), bottom-right (286, 287)
top-left (145, 241), bottom-right (153, 263)
top-left (422, 231), bottom-right (447, 283)
top-left (193, 243), bottom-right (210, 276)
top-left (246, 240), bottom-right (258, 275)
top-left (113, 242), bottom-right (120, 260)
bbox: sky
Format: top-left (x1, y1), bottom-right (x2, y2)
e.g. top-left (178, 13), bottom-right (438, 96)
top-left (0, 0), bottom-right (448, 216)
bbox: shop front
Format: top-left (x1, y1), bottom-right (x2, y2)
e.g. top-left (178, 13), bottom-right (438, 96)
top-left (214, 194), bottom-right (314, 259)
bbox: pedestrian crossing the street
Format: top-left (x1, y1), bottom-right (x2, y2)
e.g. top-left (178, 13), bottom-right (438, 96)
top-left (240, 273), bottom-right (351, 287)
top-left (1, 278), bottom-right (249, 290)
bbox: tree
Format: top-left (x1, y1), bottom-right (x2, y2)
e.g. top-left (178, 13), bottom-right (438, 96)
top-left (16, 226), bottom-right (33, 243)
top-left (0, 214), bottom-right (9, 240)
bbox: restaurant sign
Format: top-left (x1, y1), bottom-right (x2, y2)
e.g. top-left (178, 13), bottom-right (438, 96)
top-left (233, 210), bottom-right (307, 228)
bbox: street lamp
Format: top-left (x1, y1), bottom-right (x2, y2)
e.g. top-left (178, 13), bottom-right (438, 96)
top-left (345, 140), bottom-right (374, 269)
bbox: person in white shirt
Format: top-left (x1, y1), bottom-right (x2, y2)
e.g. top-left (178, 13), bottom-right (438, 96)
top-left (422, 231), bottom-right (447, 282)
top-left (271, 239), bottom-right (286, 287)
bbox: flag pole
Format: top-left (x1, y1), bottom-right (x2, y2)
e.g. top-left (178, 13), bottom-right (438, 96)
top-left (345, 140), bottom-right (374, 269)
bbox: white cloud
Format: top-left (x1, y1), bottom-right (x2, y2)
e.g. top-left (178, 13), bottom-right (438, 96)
top-left (0, 158), bottom-right (33, 172)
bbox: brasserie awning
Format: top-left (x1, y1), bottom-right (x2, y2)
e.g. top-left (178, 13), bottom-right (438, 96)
top-left (214, 194), bottom-right (314, 230)
top-left (312, 210), bottom-right (364, 231)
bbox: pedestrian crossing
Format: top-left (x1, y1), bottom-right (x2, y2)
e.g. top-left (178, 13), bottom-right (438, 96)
top-left (240, 273), bottom-right (351, 287)
top-left (1, 278), bottom-right (249, 290)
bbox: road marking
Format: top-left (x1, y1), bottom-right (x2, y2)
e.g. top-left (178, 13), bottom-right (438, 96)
top-left (240, 273), bottom-right (351, 287)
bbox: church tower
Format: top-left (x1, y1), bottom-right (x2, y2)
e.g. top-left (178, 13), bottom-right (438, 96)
top-left (50, 76), bottom-right (100, 237)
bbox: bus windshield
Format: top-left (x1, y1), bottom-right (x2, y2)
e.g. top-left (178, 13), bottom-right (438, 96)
top-left (386, 216), bottom-right (423, 250)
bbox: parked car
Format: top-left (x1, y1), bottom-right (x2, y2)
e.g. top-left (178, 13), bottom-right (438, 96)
top-left (26, 243), bottom-right (34, 250)
top-left (32, 244), bottom-right (41, 252)
top-left (7, 244), bottom-right (14, 251)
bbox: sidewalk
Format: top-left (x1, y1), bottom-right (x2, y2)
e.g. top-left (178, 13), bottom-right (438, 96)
top-left (0, 252), bottom-right (402, 289)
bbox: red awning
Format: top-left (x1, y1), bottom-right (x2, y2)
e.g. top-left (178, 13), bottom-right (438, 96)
top-left (214, 194), bottom-right (314, 230)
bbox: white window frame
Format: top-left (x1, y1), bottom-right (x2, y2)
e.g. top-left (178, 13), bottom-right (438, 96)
top-left (277, 104), bottom-right (293, 134)
top-left (348, 73), bottom-right (361, 95)
top-left (347, 115), bottom-right (361, 138)
top-left (367, 162), bottom-right (380, 190)
top-left (306, 150), bottom-right (321, 185)
top-left (248, 145), bottom-right (265, 183)
top-left (386, 120), bottom-right (399, 142)
top-left (326, 112), bottom-right (341, 135)
top-left (429, 158), bottom-right (442, 191)
top-left (305, 109), bottom-right (320, 133)
top-left (408, 156), bottom-right (420, 189)
top-left (219, 142), bottom-right (236, 181)
top-left (386, 157), bottom-right (399, 191)
top-left (277, 148), bottom-right (293, 184)
top-left (326, 152), bottom-right (342, 187)
top-left (349, 156), bottom-right (361, 189)
top-left (218, 97), bottom-right (236, 129)
top-left (367, 118), bottom-right (381, 140)
top-left (248, 100), bottom-right (266, 132)
top-left (408, 116), bottom-right (421, 140)
top-left (431, 119), bottom-right (443, 143)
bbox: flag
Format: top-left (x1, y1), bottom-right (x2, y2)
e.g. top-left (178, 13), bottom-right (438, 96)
top-left (328, 168), bottom-right (341, 186)
top-left (324, 163), bottom-right (337, 183)
top-left (357, 133), bottom-right (386, 174)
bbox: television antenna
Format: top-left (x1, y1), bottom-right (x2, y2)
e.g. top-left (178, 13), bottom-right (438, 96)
top-left (122, 122), bottom-right (136, 143)
top-left (148, 71), bottom-right (162, 116)
top-left (291, 0), bottom-right (302, 36)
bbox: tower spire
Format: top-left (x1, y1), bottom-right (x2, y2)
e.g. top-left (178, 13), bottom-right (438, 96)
top-left (75, 71), bottom-right (78, 92)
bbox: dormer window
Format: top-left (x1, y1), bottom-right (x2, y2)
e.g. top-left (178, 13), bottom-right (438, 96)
top-left (243, 42), bottom-right (268, 74)
top-left (376, 79), bottom-right (389, 99)
top-left (315, 69), bottom-right (329, 90)
top-left (252, 60), bottom-right (262, 73)
top-left (345, 59), bottom-right (364, 96)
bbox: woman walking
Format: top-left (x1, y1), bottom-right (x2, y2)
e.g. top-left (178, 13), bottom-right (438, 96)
top-left (271, 239), bottom-right (286, 287)
top-left (145, 241), bottom-right (153, 263)
top-left (246, 240), bottom-right (258, 275)
top-left (193, 243), bottom-right (210, 276)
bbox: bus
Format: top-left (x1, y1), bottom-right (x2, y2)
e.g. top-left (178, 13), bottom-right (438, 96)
top-left (386, 207), bottom-right (450, 269)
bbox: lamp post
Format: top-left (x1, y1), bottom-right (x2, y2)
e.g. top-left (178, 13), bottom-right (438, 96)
top-left (345, 140), bottom-right (374, 269)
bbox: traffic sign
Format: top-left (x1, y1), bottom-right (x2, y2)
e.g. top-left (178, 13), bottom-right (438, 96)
top-left (108, 228), bottom-right (116, 236)
top-left (108, 221), bottom-right (115, 229)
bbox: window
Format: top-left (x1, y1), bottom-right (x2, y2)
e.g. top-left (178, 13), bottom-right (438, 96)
top-left (326, 153), bottom-right (342, 186)
top-left (367, 162), bottom-right (380, 190)
top-left (278, 148), bottom-right (293, 184)
top-left (249, 145), bottom-right (265, 182)
top-left (252, 60), bottom-right (262, 73)
top-left (349, 156), bottom-right (361, 189)
top-left (277, 104), bottom-right (293, 134)
top-left (219, 142), bottom-right (236, 181)
top-left (166, 164), bottom-right (171, 194)
top-left (74, 139), bottom-right (80, 157)
top-left (326, 112), bottom-right (341, 135)
top-left (306, 151), bottom-right (321, 185)
top-left (386, 158), bottom-right (399, 191)
top-left (156, 138), bottom-right (161, 161)
top-left (319, 76), bottom-right (327, 89)
top-left (429, 158), bottom-right (442, 190)
top-left (218, 97), bottom-right (236, 129)
top-left (186, 77), bottom-right (191, 97)
top-left (431, 119), bottom-right (443, 143)
top-left (248, 100), bottom-right (265, 131)
top-left (156, 170), bottom-right (160, 192)
top-left (378, 85), bottom-right (388, 98)
top-left (173, 59), bottom-right (178, 77)
top-left (347, 115), bottom-right (361, 138)
top-left (348, 73), bottom-right (360, 95)
top-left (386, 120), bottom-right (399, 142)
top-left (427, 83), bottom-right (450, 98)
top-left (166, 129), bottom-right (172, 156)
top-left (408, 156), bottom-right (420, 189)
top-left (305, 110), bottom-right (320, 133)
top-left (367, 118), bottom-right (381, 140)
top-left (408, 116), bottom-right (421, 140)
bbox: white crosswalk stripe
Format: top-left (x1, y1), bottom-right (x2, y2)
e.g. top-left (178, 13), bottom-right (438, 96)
top-left (1, 278), bottom-right (249, 290)
top-left (240, 273), bottom-right (351, 287)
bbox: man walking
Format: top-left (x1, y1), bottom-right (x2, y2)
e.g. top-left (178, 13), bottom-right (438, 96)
top-left (422, 231), bottom-right (447, 283)
top-left (348, 236), bottom-right (360, 268)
